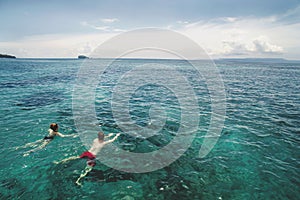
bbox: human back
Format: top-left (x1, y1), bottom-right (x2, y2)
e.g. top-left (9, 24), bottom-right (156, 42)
top-left (88, 132), bottom-right (119, 155)
top-left (88, 138), bottom-right (106, 155)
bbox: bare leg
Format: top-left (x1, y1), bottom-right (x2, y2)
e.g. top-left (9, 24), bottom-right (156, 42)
top-left (15, 139), bottom-right (44, 150)
top-left (54, 156), bottom-right (79, 164)
top-left (23, 140), bottom-right (50, 156)
top-left (76, 165), bottom-right (93, 186)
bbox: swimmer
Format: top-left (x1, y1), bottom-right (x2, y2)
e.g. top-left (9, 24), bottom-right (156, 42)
top-left (17, 123), bottom-right (76, 156)
top-left (54, 132), bottom-right (120, 186)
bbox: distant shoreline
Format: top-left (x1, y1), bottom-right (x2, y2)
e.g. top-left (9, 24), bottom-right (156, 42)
top-left (1, 55), bottom-right (300, 63)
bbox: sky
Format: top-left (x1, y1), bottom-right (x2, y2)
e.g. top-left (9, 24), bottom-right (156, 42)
top-left (0, 0), bottom-right (299, 59)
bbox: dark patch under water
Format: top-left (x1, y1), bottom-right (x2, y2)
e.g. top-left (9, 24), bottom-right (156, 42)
top-left (0, 178), bottom-right (27, 199)
top-left (15, 91), bottom-right (64, 109)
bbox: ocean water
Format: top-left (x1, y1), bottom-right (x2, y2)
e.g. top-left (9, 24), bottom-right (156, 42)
top-left (0, 58), bottom-right (299, 199)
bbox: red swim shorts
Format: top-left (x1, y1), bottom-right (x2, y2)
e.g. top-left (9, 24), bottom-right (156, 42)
top-left (80, 151), bottom-right (96, 166)
top-left (80, 151), bottom-right (96, 160)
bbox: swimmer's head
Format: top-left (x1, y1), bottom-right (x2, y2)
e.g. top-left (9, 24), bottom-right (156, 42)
top-left (98, 132), bottom-right (104, 140)
top-left (50, 123), bottom-right (58, 132)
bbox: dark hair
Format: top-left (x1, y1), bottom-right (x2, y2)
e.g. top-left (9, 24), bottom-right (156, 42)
top-left (98, 132), bottom-right (104, 140)
top-left (50, 123), bottom-right (58, 132)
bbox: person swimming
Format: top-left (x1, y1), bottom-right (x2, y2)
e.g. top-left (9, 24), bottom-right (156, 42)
top-left (44, 123), bottom-right (65, 140)
top-left (17, 123), bottom-right (76, 156)
top-left (54, 132), bottom-right (120, 186)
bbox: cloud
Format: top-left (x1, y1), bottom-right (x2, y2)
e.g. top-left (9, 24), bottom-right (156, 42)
top-left (0, 33), bottom-right (117, 58)
top-left (222, 41), bottom-right (250, 56)
top-left (177, 20), bottom-right (190, 24)
top-left (112, 28), bottom-right (127, 32)
top-left (93, 26), bottom-right (110, 31)
top-left (222, 36), bottom-right (283, 57)
top-left (80, 21), bottom-right (110, 31)
top-left (222, 17), bottom-right (237, 23)
top-left (275, 5), bottom-right (300, 25)
top-left (80, 18), bottom-right (126, 32)
top-left (77, 42), bottom-right (93, 54)
top-left (176, 9), bottom-right (299, 59)
top-left (1, 6), bottom-right (299, 59)
top-left (252, 37), bottom-right (283, 54)
top-left (100, 18), bottom-right (119, 23)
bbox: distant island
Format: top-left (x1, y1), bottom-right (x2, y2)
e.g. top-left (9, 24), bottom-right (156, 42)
top-left (78, 55), bottom-right (89, 59)
top-left (0, 54), bottom-right (16, 58)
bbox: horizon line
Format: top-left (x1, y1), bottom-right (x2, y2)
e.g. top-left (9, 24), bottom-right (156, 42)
top-left (2, 57), bottom-right (300, 62)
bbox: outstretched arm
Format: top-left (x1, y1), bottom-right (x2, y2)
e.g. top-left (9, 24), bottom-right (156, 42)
top-left (105, 133), bottom-right (114, 138)
top-left (56, 132), bottom-right (78, 138)
top-left (104, 133), bottom-right (121, 144)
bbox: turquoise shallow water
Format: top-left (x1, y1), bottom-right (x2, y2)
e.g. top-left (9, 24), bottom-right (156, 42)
top-left (0, 58), bottom-right (299, 199)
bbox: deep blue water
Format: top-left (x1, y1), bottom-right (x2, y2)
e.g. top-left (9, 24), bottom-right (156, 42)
top-left (0, 58), bottom-right (299, 199)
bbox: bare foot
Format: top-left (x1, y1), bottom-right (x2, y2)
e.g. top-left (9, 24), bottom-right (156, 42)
top-left (75, 180), bottom-right (82, 186)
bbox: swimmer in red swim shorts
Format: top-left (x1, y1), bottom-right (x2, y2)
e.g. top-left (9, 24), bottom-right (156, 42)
top-left (55, 132), bottom-right (120, 185)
